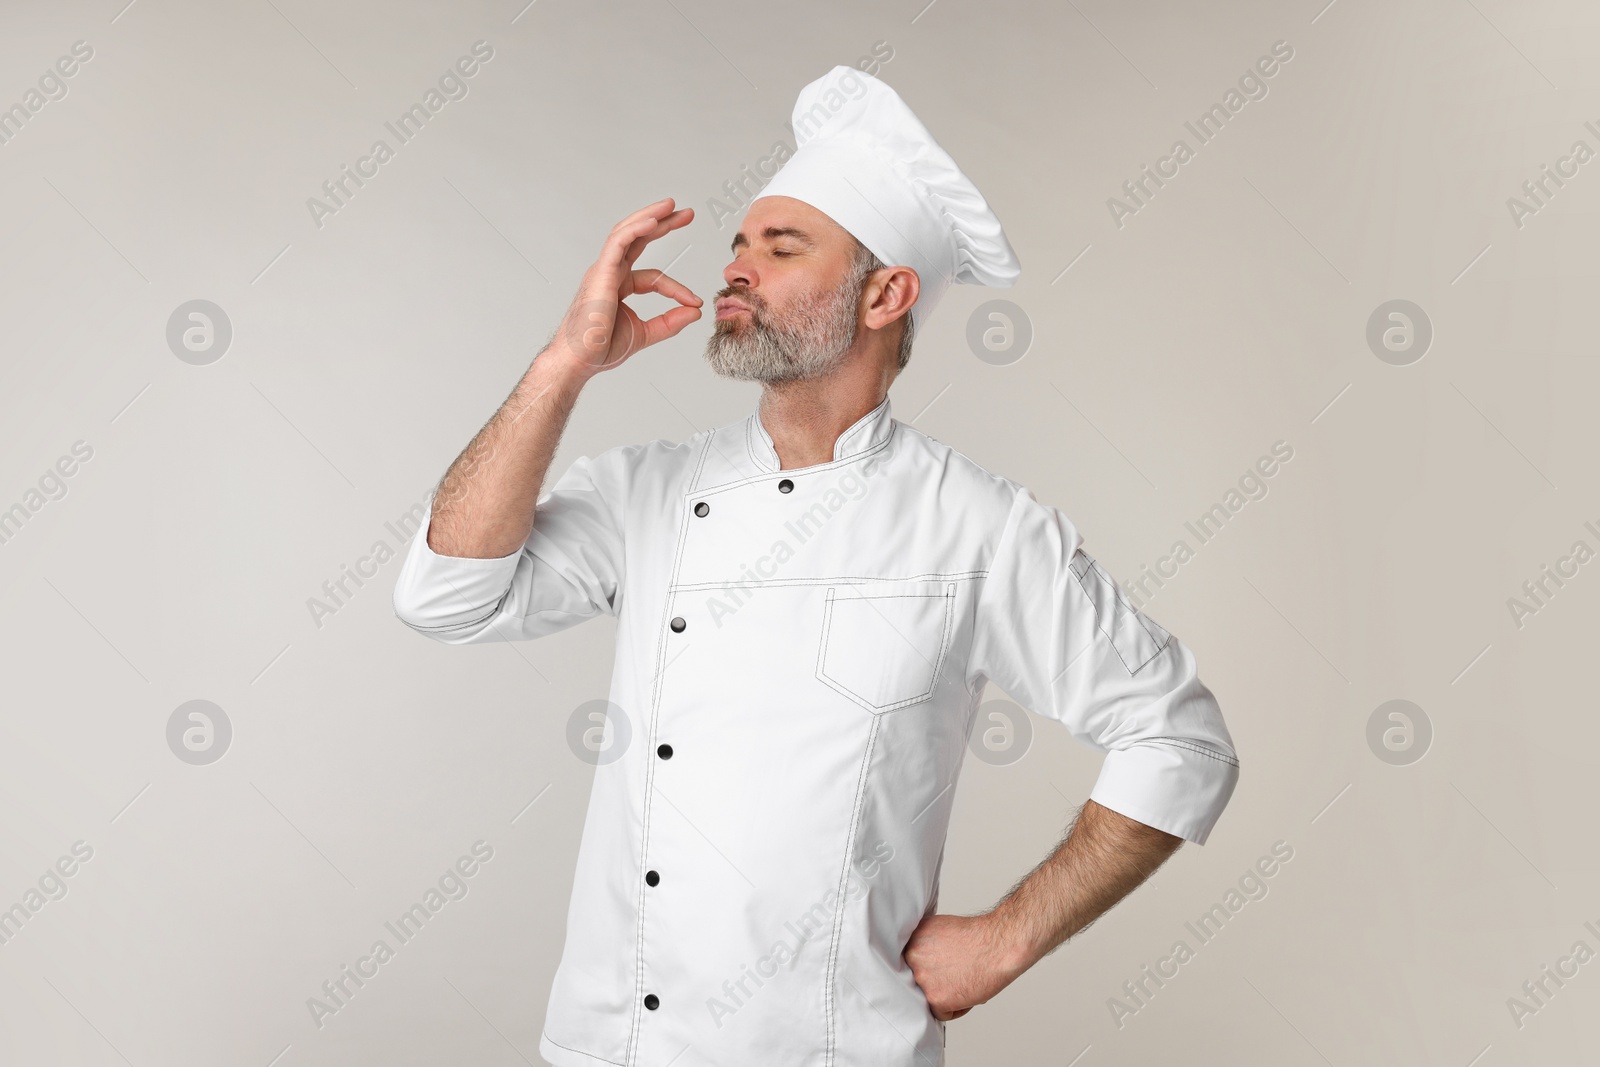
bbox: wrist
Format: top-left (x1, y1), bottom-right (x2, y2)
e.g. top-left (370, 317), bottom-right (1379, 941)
top-left (985, 902), bottom-right (1045, 979)
top-left (529, 341), bottom-right (598, 393)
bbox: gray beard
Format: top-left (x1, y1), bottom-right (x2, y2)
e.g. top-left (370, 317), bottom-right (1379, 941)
top-left (703, 281), bottom-right (860, 385)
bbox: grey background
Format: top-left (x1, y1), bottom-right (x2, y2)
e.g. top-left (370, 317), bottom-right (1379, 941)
top-left (1, 0), bottom-right (1595, 1063)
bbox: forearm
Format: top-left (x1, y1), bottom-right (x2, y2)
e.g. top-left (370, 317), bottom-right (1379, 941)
top-left (990, 799), bottom-right (1181, 973)
top-left (427, 344), bottom-right (591, 559)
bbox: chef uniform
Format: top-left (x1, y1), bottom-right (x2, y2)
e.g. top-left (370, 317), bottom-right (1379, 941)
top-left (393, 65), bottom-right (1238, 1067)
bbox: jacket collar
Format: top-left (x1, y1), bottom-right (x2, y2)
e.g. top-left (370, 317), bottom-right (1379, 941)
top-left (746, 393), bottom-right (895, 473)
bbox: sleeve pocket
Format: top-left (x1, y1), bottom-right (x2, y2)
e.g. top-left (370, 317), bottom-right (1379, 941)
top-left (1069, 551), bottom-right (1170, 675)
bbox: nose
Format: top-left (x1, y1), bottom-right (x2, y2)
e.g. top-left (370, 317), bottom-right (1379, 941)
top-left (723, 252), bottom-right (754, 291)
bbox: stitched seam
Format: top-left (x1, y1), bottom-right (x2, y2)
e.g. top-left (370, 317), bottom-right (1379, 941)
top-left (674, 571), bottom-right (986, 592)
top-left (1139, 737), bottom-right (1240, 768)
top-left (1069, 564), bottom-right (1136, 675)
top-left (1069, 562), bottom-right (1169, 676)
top-left (729, 427), bottom-right (894, 487)
top-left (542, 1030), bottom-right (626, 1067)
top-left (817, 589), bottom-right (956, 713)
top-left (824, 714), bottom-right (880, 1066)
top-left (1095, 556), bottom-right (1170, 652)
top-left (687, 426), bottom-right (715, 493)
top-left (624, 436), bottom-right (710, 1064)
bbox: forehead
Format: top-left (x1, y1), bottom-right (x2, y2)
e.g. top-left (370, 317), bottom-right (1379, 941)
top-left (731, 196), bottom-right (852, 251)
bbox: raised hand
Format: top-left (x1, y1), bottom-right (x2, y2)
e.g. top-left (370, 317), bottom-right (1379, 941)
top-left (547, 197), bottom-right (703, 378)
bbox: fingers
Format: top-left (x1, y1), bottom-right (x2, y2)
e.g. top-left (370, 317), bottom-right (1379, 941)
top-left (590, 202), bottom-right (693, 294)
top-left (634, 303), bottom-right (702, 351)
top-left (630, 268), bottom-right (701, 308)
top-left (622, 207), bottom-right (693, 268)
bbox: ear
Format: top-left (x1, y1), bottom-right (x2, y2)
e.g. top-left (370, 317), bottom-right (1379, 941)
top-left (861, 265), bottom-right (920, 334)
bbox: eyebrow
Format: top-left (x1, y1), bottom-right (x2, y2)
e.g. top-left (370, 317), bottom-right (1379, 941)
top-left (730, 226), bottom-right (815, 253)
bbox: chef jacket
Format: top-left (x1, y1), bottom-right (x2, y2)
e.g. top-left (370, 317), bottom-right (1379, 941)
top-left (392, 392), bottom-right (1239, 1067)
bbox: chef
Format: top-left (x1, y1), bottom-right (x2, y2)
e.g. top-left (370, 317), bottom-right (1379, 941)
top-left (394, 64), bottom-right (1238, 1067)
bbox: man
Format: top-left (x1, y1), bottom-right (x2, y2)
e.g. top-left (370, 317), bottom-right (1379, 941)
top-left (394, 65), bottom-right (1238, 1067)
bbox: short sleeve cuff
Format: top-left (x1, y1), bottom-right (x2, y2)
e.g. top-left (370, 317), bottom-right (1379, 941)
top-left (1087, 740), bottom-right (1240, 845)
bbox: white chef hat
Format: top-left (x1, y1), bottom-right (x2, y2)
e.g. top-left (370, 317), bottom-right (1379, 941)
top-left (751, 65), bottom-right (1021, 334)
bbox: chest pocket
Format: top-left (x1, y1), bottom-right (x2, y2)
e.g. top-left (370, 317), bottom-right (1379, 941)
top-left (816, 581), bottom-right (957, 714)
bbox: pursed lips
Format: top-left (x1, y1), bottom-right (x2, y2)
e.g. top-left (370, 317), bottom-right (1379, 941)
top-left (715, 296), bottom-right (755, 320)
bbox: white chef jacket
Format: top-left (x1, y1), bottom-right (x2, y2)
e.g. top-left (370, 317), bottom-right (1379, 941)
top-left (393, 392), bottom-right (1239, 1067)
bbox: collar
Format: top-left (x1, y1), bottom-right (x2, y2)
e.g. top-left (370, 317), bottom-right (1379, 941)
top-left (746, 393), bottom-right (896, 473)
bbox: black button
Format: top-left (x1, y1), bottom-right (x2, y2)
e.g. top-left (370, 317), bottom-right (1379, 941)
top-left (644, 993), bottom-right (660, 1010)
top-left (694, 501), bottom-right (709, 517)
top-left (657, 743), bottom-right (673, 759)
top-left (778, 478), bottom-right (794, 493)
top-left (670, 616), bottom-right (686, 632)
top-left (646, 870), bottom-right (660, 886)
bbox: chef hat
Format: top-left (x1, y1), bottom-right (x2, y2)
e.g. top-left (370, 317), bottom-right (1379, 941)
top-left (751, 65), bottom-right (1021, 334)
